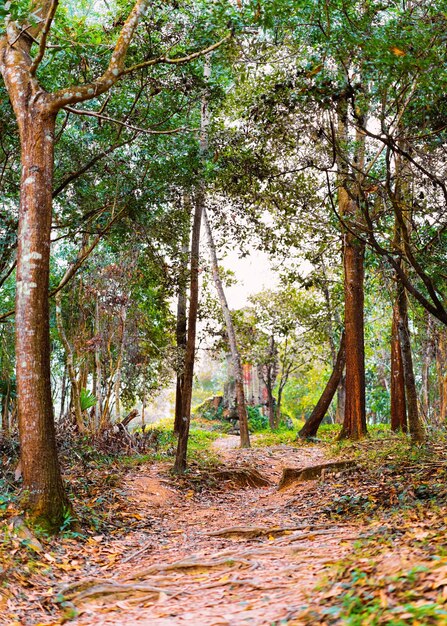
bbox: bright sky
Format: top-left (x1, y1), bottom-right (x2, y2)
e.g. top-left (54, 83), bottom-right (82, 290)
top-left (222, 249), bottom-right (278, 309)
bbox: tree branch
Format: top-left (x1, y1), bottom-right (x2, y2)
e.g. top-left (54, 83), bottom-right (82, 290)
top-left (30, 0), bottom-right (59, 75)
top-left (48, 0), bottom-right (150, 111)
top-left (63, 106), bottom-right (197, 135)
top-left (120, 32), bottom-right (232, 76)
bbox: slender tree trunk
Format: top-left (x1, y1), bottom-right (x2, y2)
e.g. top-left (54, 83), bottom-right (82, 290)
top-left (338, 230), bottom-right (367, 440)
top-left (174, 58), bottom-right (210, 471)
top-left (396, 275), bottom-right (425, 442)
top-left (2, 378), bottom-right (10, 434)
top-left (55, 291), bottom-right (85, 433)
top-left (173, 193), bottom-right (203, 473)
top-left (421, 312), bottom-right (434, 422)
top-left (335, 376), bottom-right (346, 424)
top-left (174, 237), bottom-right (189, 435)
top-left (436, 329), bottom-right (447, 422)
top-left (390, 302), bottom-right (407, 432)
top-left (59, 362), bottom-right (68, 421)
top-left (94, 296), bottom-right (102, 431)
top-left (298, 332), bottom-right (346, 439)
top-left (15, 106), bottom-right (69, 529)
top-left (114, 304), bottom-right (127, 422)
top-left (266, 379), bottom-right (276, 430)
top-left (203, 208), bottom-right (250, 447)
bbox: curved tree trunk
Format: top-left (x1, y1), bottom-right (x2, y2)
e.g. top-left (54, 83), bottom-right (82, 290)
top-left (203, 208), bottom-right (250, 448)
top-left (298, 332), bottom-right (345, 439)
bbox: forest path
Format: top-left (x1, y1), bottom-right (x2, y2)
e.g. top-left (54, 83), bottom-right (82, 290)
top-left (65, 440), bottom-right (364, 626)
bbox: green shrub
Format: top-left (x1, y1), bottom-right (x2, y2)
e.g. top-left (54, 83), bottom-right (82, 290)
top-left (247, 406), bottom-right (268, 432)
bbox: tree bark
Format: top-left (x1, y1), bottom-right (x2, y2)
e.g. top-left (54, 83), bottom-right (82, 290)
top-left (15, 106), bottom-right (70, 530)
top-left (298, 332), bottom-right (346, 439)
top-left (203, 208), bottom-right (250, 448)
top-left (390, 302), bottom-right (407, 432)
top-left (173, 193), bottom-right (203, 473)
top-left (338, 229), bottom-right (367, 440)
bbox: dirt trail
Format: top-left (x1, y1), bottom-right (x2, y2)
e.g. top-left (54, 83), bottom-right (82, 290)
top-left (68, 438), bottom-right (362, 626)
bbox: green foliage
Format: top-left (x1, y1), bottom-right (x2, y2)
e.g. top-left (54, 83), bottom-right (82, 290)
top-left (79, 388), bottom-right (97, 412)
top-left (247, 405), bottom-right (268, 432)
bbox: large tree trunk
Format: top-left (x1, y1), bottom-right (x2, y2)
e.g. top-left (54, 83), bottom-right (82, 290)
top-left (338, 230), bottom-right (367, 440)
top-left (336, 106), bottom-right (367, 441)
top-left (173, 194), bottom-right (203, 473)
top-left (0, 0), bottom-right (166, 528)
top-left (390, 302), bottom-right (407, 432)
top-left (203, 208), bottom-right (250, 448)
top-left (298, 332), bottom-right (346, 439)
top-left (15, 106), bottom-right (70, 530)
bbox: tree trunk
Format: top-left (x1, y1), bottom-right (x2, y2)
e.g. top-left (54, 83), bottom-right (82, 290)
top-left (396, 276), bottom-right (425, 443)
top-left (338, 230), bottom-right (367, 440)
top-left (436, 329), bottom-right (447, 422)
top-left (335, 376), bottom-right (346, 424)
top-left (266, 381), bottom-right (276, 430)
top-left (203, 208), bottom-right (250, 448)
top-left (93, 296), bottom-right (102, 432)
top-left (174, 237), bottom-right (189, 435)
top-left (113, 304), bottom-right (128, 422)
top-left (2, 378), bottom-right (10, 434)
top-left (15, 106), bottom-right (70, 530)
top-left (390, 302), bottom-right (407, 432)
top-left (0, 0), bottom-right (160, 528)
top-left (173, 193), bottom-right (203, 473)
top-left (421, 312), bottom-right (434, 422)
top-left (298, 332), bottom-right (346, 439)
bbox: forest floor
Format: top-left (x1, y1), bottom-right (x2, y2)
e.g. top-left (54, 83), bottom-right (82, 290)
top-left (3, 426), bottom-right (447, 625)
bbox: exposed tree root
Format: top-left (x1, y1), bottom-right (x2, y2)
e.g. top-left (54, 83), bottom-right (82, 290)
top-left (207, 525), bottom-right (306, 539)
top-left (121, 555), bottom-right (252, 582)
top-left (278, 460), bottom-right (357, 489)
top-left (211, 467), bottom-right (271, 488)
